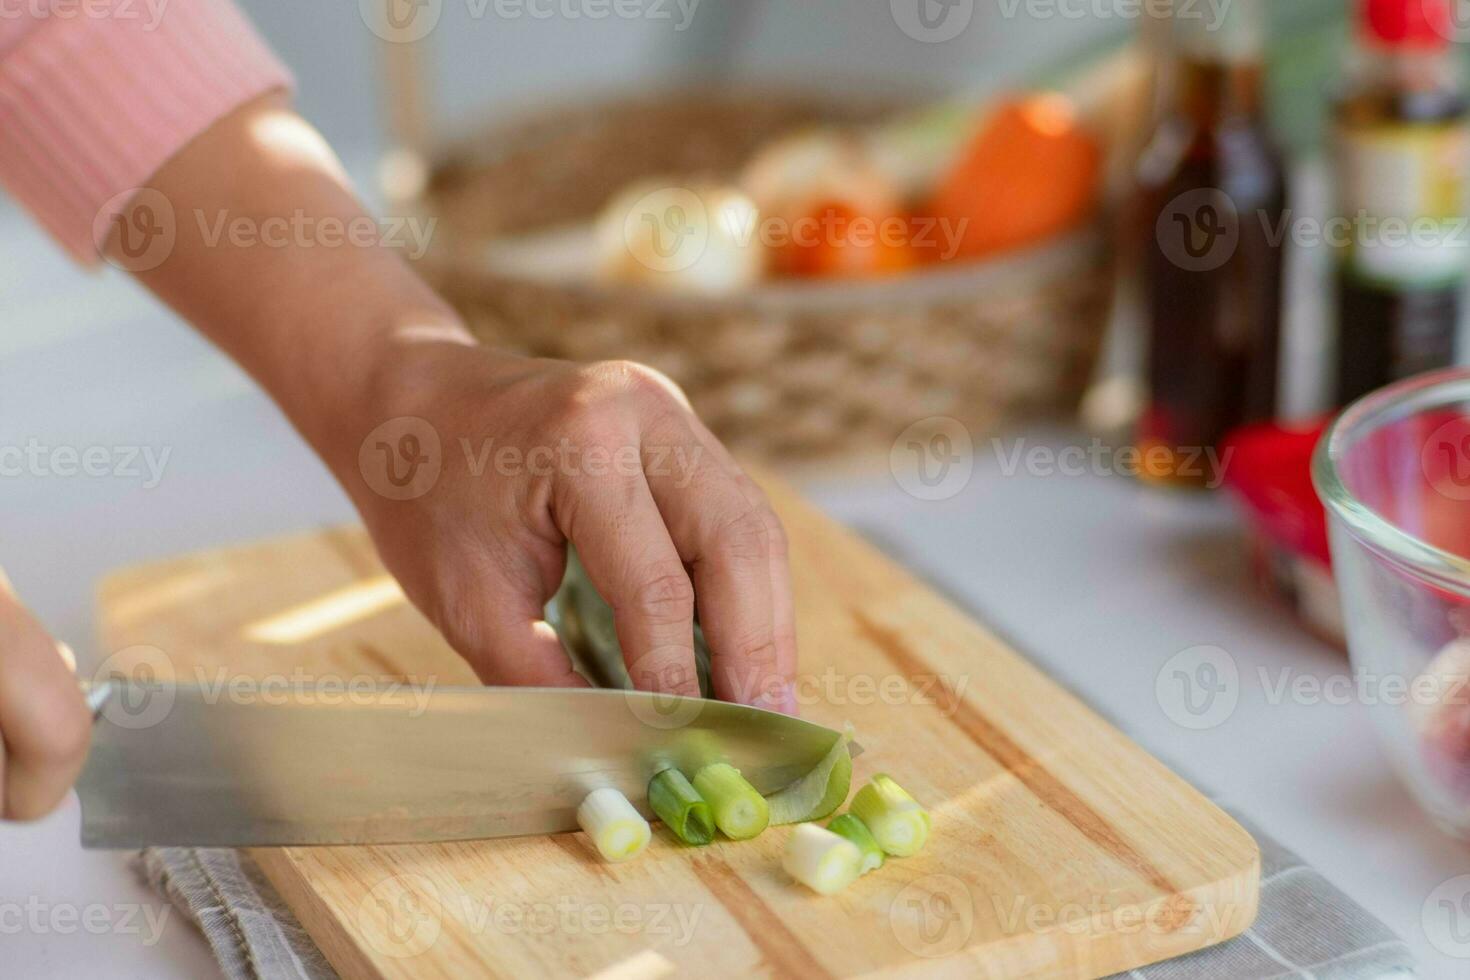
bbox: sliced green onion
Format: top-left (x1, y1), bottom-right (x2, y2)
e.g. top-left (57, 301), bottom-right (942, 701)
top-left (766, 727), bottom-right (853, 826)
top-left (783, 824), bottom-right (863, 895)
top-left (576, 788), bottom-right (651, 863)
top-left (692, 763), bottom-right (770, 840)
top-left (827, 813), bottom-right (884, 874)
top-left (648, 769), bottom-right (714, 846)
top-left (849, 774), bottom-right (930, 857)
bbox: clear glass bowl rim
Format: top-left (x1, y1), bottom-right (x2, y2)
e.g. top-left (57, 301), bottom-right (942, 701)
top-left (1314, 367), bottom-right (1470, 582)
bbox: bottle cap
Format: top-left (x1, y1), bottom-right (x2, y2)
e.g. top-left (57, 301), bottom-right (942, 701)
top-left (1363, 0), bottom-right (1453, 48)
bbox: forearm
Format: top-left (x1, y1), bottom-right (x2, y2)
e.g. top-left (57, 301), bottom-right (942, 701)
top-left (115, 92), bottom-right (472, 473)
top-left (106, 91), bottom-right (796, 710)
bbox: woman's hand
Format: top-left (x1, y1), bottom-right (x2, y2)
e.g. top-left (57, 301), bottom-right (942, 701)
top-left (119, 93), bottom-right (797, 712)
top-left (341, 345), bottom-right (797, 711)
top-left (0, 573), bottom-right (92, 820)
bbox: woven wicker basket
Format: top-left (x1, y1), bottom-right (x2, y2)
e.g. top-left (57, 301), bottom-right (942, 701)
top-left (404, 92), bottom-right (1113, 463)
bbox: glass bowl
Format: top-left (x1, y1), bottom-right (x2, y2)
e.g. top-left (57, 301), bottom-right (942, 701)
top-left (1315, 368), bottom-right (1470, 839)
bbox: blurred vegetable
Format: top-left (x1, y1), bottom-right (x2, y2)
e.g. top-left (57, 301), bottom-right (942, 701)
top-left (926, 94), bottom-right (1102, 261)
top-left (596, 179), bottom-right (764, 294)
top-left (773, 201), bottom-right (917, 280)
top-left (740, 131), bottom-right (917, 280)
top-left (740, 131), bottom-right (897, 223)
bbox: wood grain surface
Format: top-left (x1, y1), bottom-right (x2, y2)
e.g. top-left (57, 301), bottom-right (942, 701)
top-left (96, 475), bottom-right (1258, 979)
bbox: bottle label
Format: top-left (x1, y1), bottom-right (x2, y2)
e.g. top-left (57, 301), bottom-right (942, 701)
top-left (1335, 121), bottom-right (1470, 289)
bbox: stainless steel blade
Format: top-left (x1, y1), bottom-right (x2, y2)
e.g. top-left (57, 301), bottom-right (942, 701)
top-left (77, 682), bottom-right (852, 848)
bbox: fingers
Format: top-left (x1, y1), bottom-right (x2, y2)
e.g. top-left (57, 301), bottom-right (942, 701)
top-left (558, 475), bottom-right (702, 698)
top-left (0, 581), bottom-right (92, 821)
top-left (694, 424), bottom-right (799, 694)
top-left (439, 547), bottom-right (589, 689)
top-left (643, 424), bottom-right (796, 714)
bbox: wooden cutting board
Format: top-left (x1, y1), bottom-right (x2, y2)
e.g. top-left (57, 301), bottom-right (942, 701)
top-left (96, 474), bottom-right (1258, 979)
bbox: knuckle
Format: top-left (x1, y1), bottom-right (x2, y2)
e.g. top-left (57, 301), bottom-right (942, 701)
top-left (734, 636), bottom-right (782, 671)
top-left (627, 649), bottom-right (699, 693)
top-left (543, 382), bottom-right (636, 450)
top-left (719, 638), bottom-right (784, 701)
top-left (712, 507), bottom-right (771, 562)
top-left (594, 359), bottom-right (672, 396)
top-left (627, 567), bottom-right (695, 623)
top-left (584, 361), bottom-right (688, 416)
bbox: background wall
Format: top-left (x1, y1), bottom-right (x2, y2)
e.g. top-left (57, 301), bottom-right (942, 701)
top-left (236, 0), bottom-right (1126, 168)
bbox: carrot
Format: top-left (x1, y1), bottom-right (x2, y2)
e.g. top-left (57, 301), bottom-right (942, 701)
top-left (927, 94), bottom-right (1102, 261)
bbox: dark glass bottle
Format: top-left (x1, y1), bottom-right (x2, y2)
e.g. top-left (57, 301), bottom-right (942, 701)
top-left (1333, 0), bottom-right (1468, 405)
top-left (1134, 0), bottom-right (1288, 489)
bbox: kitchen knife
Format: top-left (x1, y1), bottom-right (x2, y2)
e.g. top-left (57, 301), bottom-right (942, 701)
top-left (77, 680), bottom-right (854, 849)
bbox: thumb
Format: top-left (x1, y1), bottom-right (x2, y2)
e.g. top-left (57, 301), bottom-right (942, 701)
top-left (0, 574), bottom-right (93, 820)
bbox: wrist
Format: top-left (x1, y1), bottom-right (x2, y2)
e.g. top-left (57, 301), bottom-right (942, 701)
top-left (296, 302), bottom-right (480, 477)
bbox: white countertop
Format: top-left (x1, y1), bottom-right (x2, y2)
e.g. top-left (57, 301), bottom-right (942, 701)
top-left (3, 208), bottom-right (1468, 979)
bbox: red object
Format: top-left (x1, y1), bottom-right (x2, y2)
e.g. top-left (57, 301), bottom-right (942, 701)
top-left (1361, 0), bottom-right (1452, 48)
top-left (1221, 419), bottom-right (1332, 567)
top-left (773, 201), bottom-right (917, 280)
top-left (927, 95), bottom-right (1101, 261)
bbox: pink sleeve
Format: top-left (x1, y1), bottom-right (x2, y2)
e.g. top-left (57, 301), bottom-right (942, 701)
top-left (0, 0), bottom-right (294, 263)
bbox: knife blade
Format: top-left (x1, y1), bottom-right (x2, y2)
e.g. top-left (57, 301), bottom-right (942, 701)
top-left (77, 681), bottom-right (853, 848)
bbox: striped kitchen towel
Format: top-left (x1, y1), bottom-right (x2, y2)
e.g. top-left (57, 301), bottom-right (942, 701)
top-left (1104, 811), bottom-right (1415, 980)
top-left (137, 807), bottom-right (1415, 980)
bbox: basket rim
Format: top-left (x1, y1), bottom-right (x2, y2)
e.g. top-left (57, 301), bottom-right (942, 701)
top-left (433, 222), bottom-right (1109, 314)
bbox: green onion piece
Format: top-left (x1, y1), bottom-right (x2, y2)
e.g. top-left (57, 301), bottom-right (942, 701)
top-left (827, 813), bottom-right (884, 874)
top-left (766, 726), bottom-right (853, 826)
top-left (576, 787), bottom-right (651, 863)
top-left (692, 763), bottom-right (770, 840)
top-left (648, 769), bottom-right (714, 846)
top-left (783, 824), bottom-right (863, 895)
top-left (849, 774), bottom-right (930, 857)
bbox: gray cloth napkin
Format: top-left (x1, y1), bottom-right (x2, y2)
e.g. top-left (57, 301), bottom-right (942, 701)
top-left (137, 808), bottom-right (1415, 980)
top-left (134, 848), bottom-right (336, 980)
top-left (1103, 811), bottom-right (1416, 980)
